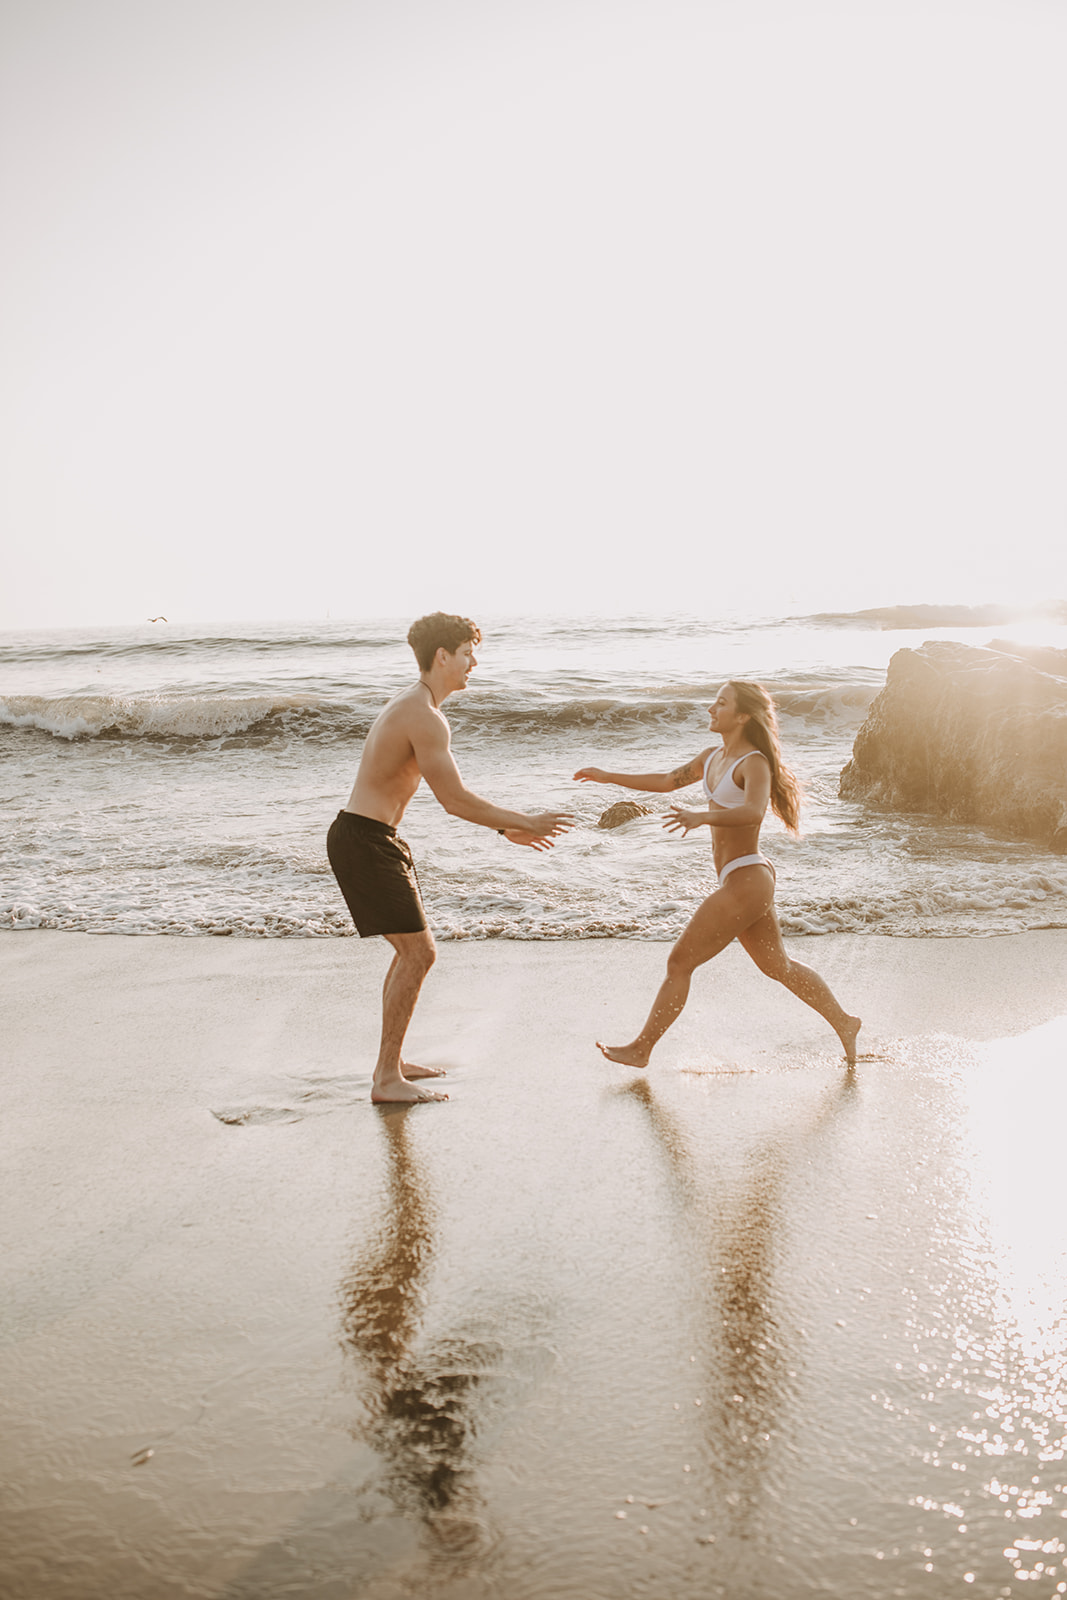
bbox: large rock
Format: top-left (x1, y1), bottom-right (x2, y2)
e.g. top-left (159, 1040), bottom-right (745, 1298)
top-left (988, 639), bottom-right (1067, 678)
top-left (839, 641), bottom-right (1067, 852)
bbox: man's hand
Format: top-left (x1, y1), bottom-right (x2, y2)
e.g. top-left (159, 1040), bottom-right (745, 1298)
top-left (501, 827), bottom-right (554, 852)
top-left (663, 806), bottom-right (707, 836)
top-left (502, 811), bottom-right (574, 850)
top-left (573, 767), bottom-right (608, 784)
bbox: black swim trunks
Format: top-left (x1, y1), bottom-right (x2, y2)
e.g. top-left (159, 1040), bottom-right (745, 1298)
top-left (326, 811), bottom-right (429, 937)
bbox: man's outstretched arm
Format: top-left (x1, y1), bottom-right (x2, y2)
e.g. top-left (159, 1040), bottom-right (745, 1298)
top-left (414, 714), bottom-right (572, 846)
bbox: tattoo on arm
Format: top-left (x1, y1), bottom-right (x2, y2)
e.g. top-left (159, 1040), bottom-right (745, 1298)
top-left (667, 758), bottom-right (701, 791)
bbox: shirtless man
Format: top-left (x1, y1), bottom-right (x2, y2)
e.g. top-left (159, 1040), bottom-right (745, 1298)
top-left (327, 612), bottom-right (572, 1104)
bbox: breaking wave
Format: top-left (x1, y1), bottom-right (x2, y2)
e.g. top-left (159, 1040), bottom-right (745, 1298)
top-left (0, 692), bottom-right (326, 742)
top-left (1, 680), bottom-right (878, 744)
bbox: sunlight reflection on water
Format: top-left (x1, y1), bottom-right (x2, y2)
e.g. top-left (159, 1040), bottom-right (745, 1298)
top-left (320, 1015), bottom-right (1067, 1599)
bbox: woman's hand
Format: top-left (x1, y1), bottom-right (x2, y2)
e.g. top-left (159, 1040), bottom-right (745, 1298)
top-left (663, 806), bottom-right (706, 835)
top-left (573, 767), bottom-right (608, 784)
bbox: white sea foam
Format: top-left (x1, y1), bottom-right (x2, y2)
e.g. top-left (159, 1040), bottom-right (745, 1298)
top-left (5, 854), bottom-right (1066, 940)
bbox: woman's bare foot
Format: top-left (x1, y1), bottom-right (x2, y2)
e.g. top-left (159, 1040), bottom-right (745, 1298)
top-left (371, 1074), bottom-right (449, 1104)
top-left (837, 1015), bottom-right (862, 1065)
top-left (400, 1061), bottom-right (447, 1080)
top-left (596, 1040), bottom-right (651, 1069)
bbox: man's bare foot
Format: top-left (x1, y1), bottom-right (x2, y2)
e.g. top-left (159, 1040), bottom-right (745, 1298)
top-left (371, 1076), bottom-right (449, 1104)
top-left (401, 1061), bottom-right (447, 1080)
top-left (837, 1015), bottom-right (862, 1065)
top-left (596, 1040), bottom-right (651, 1069)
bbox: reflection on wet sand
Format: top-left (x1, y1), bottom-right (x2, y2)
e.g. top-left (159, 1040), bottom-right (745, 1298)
top-left (338, 1105), bottom-right (493, 1563)
top-left (622, 1073), bottom-right (856, 1538)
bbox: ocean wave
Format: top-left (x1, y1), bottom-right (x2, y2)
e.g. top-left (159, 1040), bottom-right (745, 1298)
top-left (0, 683), bottom-right (878, 745)
top-left (1, 615), bottom-right (762, 667)
top-left (0, 691), bottom-right (326, 742)
top-left (769, 685), bottom-right (877, 722)
top-left (0, 626), bottom-right (400, 667)
top-left (450, 688), bottom-right (876, 734)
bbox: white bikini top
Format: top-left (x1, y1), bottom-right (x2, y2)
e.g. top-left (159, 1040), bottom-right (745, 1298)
top-left (703, 749), bottom-right (765, 807)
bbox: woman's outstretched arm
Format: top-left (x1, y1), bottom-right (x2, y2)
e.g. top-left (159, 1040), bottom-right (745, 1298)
top-left (574, 750), bottom-right (711, 794)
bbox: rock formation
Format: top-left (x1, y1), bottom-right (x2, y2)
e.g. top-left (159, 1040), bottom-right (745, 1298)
top-left (839, 641), bottom-right (1067, 853)
top-left (597, 800), bottom-right (653, 829)
top-left (987, 639), bottom-right (1067, 678)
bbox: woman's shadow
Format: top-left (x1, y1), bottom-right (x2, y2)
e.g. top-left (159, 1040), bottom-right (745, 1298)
top-left (620, 1069), bottom-right (856, 1539)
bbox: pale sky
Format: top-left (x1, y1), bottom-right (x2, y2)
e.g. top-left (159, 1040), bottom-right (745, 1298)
top-left (2, 0), bottom-right (1065, 630)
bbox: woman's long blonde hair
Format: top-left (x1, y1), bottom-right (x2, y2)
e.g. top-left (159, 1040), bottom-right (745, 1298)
top-left (729, 680), bottom-right (802, 834)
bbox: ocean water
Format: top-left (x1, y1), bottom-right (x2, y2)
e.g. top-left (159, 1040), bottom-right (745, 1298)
top-left (3, 608), bottom-right (1066, 941)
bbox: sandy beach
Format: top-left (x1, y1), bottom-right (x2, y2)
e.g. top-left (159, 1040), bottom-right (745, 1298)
top-left (3, 927), bottom-right (1067, 1599)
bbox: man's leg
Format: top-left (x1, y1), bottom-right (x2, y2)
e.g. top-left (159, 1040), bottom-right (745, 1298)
top-left (381, 942), bottom-right (446, 1082)
top-left (372, 930), bottom-right (445, 1103)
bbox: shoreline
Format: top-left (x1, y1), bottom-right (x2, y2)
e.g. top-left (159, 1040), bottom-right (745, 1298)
top-left (5, 923), bottom-right (1067, 1045)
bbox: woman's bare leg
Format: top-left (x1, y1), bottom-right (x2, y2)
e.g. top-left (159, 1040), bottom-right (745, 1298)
top-left (737, 909), bottom-right (861, 1062)
top-left (597, 872), bottom-right (774, 1068)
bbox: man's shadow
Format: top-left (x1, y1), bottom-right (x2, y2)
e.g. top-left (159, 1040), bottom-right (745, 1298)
top-left (220, 1106), bottom-right (516, 1598)
top-left (337, 1104), bottom-right (491, 1550)
top-left (620, 1070), bottom-right (856, 1538)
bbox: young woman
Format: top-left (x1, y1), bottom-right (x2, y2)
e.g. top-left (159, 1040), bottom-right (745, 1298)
top-left (575, 681), bottom-right (860, 1066)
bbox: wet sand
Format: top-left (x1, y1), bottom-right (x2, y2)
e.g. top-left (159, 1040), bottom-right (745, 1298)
top-left (3, 928), bottom-right (1067, 1600)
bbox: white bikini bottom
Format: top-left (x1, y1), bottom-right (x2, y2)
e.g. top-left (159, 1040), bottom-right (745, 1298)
top-left (718, 853), bottom-right (775, 887)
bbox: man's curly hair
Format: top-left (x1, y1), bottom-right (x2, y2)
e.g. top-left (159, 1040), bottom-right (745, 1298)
top-left (406, 612), bottom-right (482, 672)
